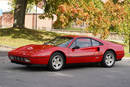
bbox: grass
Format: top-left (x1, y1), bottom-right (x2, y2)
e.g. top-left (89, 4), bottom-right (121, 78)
top-left (0, 28), bottom-right (130, 58)
top-left (54, 27), bottom-right (84, 32)
top-left (0, 28), bottom-right (61, 48)
top-left (124, 46), bottom-right (130, 57)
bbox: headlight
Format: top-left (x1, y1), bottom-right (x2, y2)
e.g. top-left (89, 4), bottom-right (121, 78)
top-left (24, 58), bottom-right (30, 62)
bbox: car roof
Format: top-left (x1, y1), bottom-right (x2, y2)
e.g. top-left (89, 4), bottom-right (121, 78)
top-left (63, 35), bottom-right (104, 43)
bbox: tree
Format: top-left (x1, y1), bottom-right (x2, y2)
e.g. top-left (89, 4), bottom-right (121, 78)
top-left (12, 0), bottom-right (91, 29)
top-left (87, 0), bottom-right (127, 39)
top-left (12, 0), bottom-right (72, 29)
top-left (121, 0), bottom-right (130, 53)
top-left (12, 0), bottom-right (43, 29)
top-left (50, 0), bottom-right (92, 29)
top-left (50, 0), bottom-right (126, 39)
top-left (13, 0), bottom-right (28, 29)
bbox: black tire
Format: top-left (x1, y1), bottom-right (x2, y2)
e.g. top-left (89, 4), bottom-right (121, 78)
top-left (101, 51), bottom-right (116, 67)
top-left (48, 52), bottom-right (65, 71)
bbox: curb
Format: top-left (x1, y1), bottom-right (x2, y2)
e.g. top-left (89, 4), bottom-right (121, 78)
top-left (0, 45), bottom-right (15, 49)
top-left (123, 57), bottom-right (130, 59)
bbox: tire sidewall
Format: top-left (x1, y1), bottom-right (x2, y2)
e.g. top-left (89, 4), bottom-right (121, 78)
top-left (48, 52), bottom-right (65, 71)
top-left (102, 51), bottom-right (116, 67)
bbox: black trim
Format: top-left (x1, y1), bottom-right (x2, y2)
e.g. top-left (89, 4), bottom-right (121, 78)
top-left (69, 37), bottom-right (104, 49)
top-left (69, 37), bottom-right (92, 48)
top-left (11, 61), bottom-right (47, 66)
top-left (11, 61), bottom-right (31, 65)
top-left (68, 55), bottom-right (102, 58)
top-left (91, 39), bottom-right (104, 47)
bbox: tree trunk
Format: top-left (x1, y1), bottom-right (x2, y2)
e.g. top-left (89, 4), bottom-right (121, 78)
top-left (13, 0), bottom-right (28, 29)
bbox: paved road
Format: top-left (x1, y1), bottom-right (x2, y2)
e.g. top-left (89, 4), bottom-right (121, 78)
top-left (0, 51), bottom-right (130, 87)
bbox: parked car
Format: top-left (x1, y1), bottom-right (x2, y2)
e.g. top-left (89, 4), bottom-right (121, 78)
top-left (8, 35), bottom-right (124, 71)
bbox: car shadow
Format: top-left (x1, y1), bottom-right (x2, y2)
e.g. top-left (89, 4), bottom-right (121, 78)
top-left (7, 63), bottom-right (101, 72)
top-left (8, 65), bottom-right (49, 72)
top-left (6, 60), bottom-right (130, 72)
top-left (63, 63), bottom-right (101, 70)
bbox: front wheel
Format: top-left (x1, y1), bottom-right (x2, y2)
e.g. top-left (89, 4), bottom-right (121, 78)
top-left (101, 51), bottom-right (116, 67)
top-left (48, 52), bottom-right (65, 71)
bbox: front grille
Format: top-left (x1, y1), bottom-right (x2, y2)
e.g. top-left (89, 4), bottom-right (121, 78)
top-left (9, 56), bottom-right (26, 62)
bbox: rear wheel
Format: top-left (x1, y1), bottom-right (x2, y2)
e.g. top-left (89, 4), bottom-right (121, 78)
top-left (101, 51), bottom-right (115, 67)
top-left (48, 52), bottom-right (65, 71)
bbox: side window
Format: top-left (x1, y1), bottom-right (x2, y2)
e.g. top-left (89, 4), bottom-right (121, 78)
top-left (70, 38), bottom-right (92, 48)
top-left (58, 39), bottom-right (73, 47)
top-left (92, 39), bottom-right (102, 46)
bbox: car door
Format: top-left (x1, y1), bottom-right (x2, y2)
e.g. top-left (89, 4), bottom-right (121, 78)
top-left (90, 39), bottom-right (104, 62)
top-left (67, 37), bottom-right (101, 63)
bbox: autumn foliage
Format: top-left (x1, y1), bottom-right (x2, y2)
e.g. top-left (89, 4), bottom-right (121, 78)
top-left (53, 0), bottom-right (127, 39)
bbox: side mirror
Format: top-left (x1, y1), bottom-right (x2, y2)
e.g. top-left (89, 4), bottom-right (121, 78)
top-left (72, 46), bottom-right (80, 49)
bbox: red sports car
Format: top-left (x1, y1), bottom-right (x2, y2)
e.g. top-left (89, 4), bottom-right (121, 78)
top-left (8, 35), bottom-right (124, 71)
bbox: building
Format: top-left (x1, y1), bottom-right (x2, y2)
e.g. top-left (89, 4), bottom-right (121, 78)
top-left (0, 0), bottom-right (53, 30)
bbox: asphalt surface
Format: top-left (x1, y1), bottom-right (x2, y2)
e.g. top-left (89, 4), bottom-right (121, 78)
top-left (0, 50), bottom-right (130, 87)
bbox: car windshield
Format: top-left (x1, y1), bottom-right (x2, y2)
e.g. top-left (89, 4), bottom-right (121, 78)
top-left (44, 36), bottom-right (73, 47)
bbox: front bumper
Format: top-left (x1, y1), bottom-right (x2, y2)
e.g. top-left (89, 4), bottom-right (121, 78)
top-left (8, 55), bottom-right (49, 65)
top-left (11, 61), bottom-right (32, 65)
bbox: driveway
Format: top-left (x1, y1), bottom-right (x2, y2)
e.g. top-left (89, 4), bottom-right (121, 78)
top-left (0, 50), bottom-right (130, 87)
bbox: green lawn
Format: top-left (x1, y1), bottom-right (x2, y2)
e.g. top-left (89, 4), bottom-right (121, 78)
top-left (0, 28), bottom-right (130, 58)
top-left (54, 27), bottom-right (84, 32)
top-left (0, 28), bottom-right (61, 48)
top-left (124, 46), bottom-right (130, 57)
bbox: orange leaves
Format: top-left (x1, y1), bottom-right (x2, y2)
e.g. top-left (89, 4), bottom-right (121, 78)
top-left (86, 0), bottom-right (127, 39)
top-left (59, 14), bottom-right (69, 28)
top-left (76, 20), bottom-right (83, 25)
top-left (59, 14), bottom-right (65, 22)
top-left (53, 0), bottom-right (127, 39)
top-left (58, 4), bottom-right (67, 13)
top-left (71, 8), bottom-right (78, 14)
top-left (55, 1), bottom-right (88, 28)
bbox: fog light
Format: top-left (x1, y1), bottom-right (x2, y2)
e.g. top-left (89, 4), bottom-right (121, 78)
top-left (24, 58), bottom-right (30, 62)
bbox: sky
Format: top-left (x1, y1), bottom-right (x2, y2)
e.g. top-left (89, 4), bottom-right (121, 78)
top-left (0, 0), bottom-right (12, 12)
top-left (0, 0), bottom-right (44, 13)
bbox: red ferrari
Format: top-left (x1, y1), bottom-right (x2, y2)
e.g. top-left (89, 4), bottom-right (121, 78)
top-left (8, 35), bottom-right (124, 71)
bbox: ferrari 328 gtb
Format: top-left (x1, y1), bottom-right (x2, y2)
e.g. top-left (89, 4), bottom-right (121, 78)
top-left (8, 35), bottom-right (124, 71)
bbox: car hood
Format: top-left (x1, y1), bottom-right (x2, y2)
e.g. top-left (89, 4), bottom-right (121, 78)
top-left (9, 44), bottom-right (54, 56)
